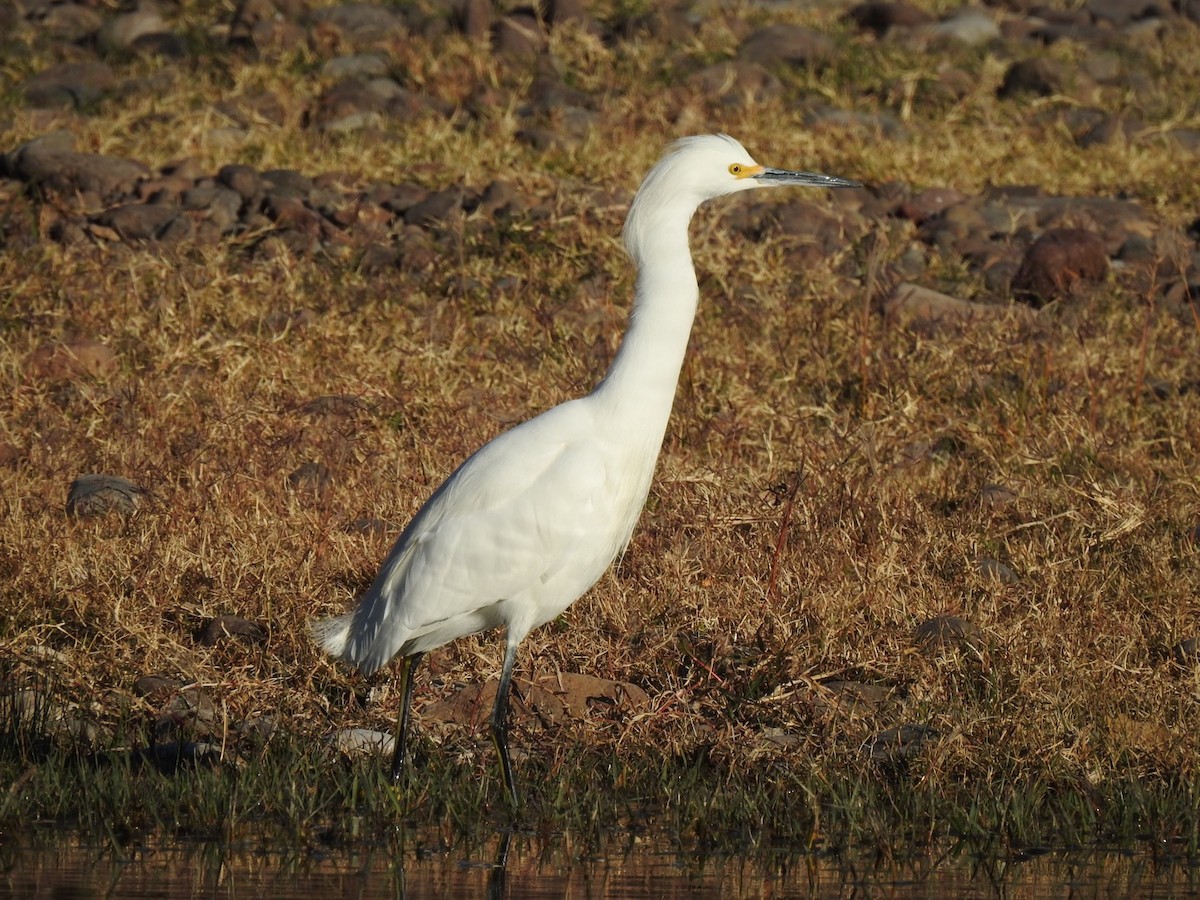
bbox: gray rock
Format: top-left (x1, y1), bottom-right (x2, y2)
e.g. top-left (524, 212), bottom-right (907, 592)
top-left (863, 724), bottom-right (937, 763)
top-left (998, 58), bottom-right (1072, 98)
top-left (975, 557), bottom-right (1020, 584)
top-left (311, 3), bottom-right (407, 42)
top-left (217, 164), bottom-right (262, 200)
top-left (739, 23), bottom-right (833, 68)
top-left (929, 7), bottom-right (998, 44)
top-left (67, 474), bottom-right (145, 517)
top-left (22, 61), bottom-right (116, 109)
top-left (97, 4), bottom-right (168, 54)
top-left (40, 3), bottom-right (104, 42)
top-left (6, 132), bottom-right (149, 199)
top-left (846, 2), bottom-right (934, 34)
top-left (914, 615), bottom-right (982, 650)
top-left (321, 53), bottom-right (391, 79)
top-left (1013, 228), bottom-right (1109, 305)
top-left (96, 203), bottom-right (181, 241)
top-left (404, 186), bottom-right (464, 227)
top-left (198, 615), bottom-right (267, 646)
top-left (494, 12), bottom-right (545, 60)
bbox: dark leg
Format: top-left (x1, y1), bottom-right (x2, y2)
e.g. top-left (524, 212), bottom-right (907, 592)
top-left (490, 640), bottom-right (520, 808)
top-left (390, 651), bottom-right (425, 785)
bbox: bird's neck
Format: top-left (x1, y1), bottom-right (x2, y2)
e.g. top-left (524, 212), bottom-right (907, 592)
top-left (591, 221), bottom-right (700, 429)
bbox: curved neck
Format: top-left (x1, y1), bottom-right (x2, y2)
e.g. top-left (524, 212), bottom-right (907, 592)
top-left (592, 194), bottom-right (701, 425)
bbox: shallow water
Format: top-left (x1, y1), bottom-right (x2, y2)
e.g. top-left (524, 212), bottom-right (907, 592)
top-left (2, 836), bottom-right (1198, 899)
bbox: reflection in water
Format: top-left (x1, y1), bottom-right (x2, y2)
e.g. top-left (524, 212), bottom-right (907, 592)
top-left (1, 834), bottom-right (1198, 899)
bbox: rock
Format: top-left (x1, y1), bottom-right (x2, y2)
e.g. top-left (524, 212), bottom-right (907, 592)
top-left (1013, 228), bottom-right (1109, 305)
top-left (1172, 637), bottom-right (1200, 666)
top-left (689, 61), bottom-right (783, 108)
top-left (846, 2), bottom-right (934, 34)
top-left (739, 24), bottom-right (833, 68)
top-left (899, 187), bottom-right (967, 223)
top-left (343, 517), bottom-right (398, 535)
top-left (40, 3), bottom-right (105, 42)
top-left (885, 282), bottom-right (1017, 326)
top-left (134, 674), bottom-right (183, 698)
top-left (543, 0), bottom-right (591, 26)
top-left (198, 615), bottom-right (267, 646)
top-left (404, 186), bottom-right (464, 227)
top-left (863, 724), bottom-right (937, 763)
top-left (979, 483), bottom-right (1019, 510)
top-left (216, 164), bottom-right (263, 200)
top-left (22, 61), bottom-right (116, 109)
top-left (29, 338), bottom-right (118, 380)
top-left (929, 7), bottom-right (999, 44)
top-left (286, 460), bottom-right (331, 493)
top-left (95, 203), bottom-right (182, 241)
top-left (135, 741), bottom-right (219, 774)
top-left (310, 3), bottom-right (408, 43)
top-left (67, 474), bottom-right (145, 517)
top-left (494, 12), bottom-right (546, 60)
top-left (975, 557), bottom-right (1020, 584)
top-left (914, 615), bottom-right (982, 650)
top-left (998, 58), bottom-right (1073, 98)
top-left (97, 5), bottom-right (169, 54)
top-left (321, 53), bottom-right (391, 79)
top-left (334, 728), bottom-right (394, 755)
top-left (458, 0), bottom-right (492, 40)
top-left (6, 133), bottom-right (148, 199)
top-left (813, 680), bottom-right (895, 717)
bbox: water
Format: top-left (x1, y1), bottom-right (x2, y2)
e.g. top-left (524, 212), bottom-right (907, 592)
top-left (2, 836), bottom-right (1198, 898)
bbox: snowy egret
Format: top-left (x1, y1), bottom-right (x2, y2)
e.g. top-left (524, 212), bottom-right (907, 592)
top-left (311, 134), bottom-right (859, 806)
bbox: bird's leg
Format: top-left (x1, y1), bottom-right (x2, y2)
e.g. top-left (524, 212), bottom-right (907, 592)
top-left (390, 651), bottom-right (425, 785)
top-left (490, 640), bottom-right (521, 808)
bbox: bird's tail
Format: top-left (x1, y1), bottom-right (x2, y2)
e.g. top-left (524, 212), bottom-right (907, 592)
top-left (309, 611), bottom-right (355, 661)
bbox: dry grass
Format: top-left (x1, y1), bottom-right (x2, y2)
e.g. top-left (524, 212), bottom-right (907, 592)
top-left (2, 0), bottom-right (1200, 848)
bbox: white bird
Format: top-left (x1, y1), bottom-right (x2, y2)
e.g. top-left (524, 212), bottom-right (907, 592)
top-left (311, 134), bottom-right (859, 806)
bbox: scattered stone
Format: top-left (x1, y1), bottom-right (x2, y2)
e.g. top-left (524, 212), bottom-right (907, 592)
top-left (494, 12), bottom-right (546, 60)
top-left (29, 338), bottom-right (118, 380)
top-left (198, 615), bottom-right (267, 647)
top-left (95, 202), bottom-right (182, 241)
top-left (1013, 228), bottom-right (1109, 305)
top-left (5, 132), bottom-right (149, 199)
top-left (689, 61), bottom-right (783, 109)
top-left (22, 61), bottom-right (116, 109)
top-left (885, 282), bottom-right (1010, 326)
top-left (739, 24), bottom-right (834, 68)
top-left (97, 5), bottom-right (169, 55)
top-left (135, 740), bottom-right (219, 774)
top-left (863, 724), bottom-right (937, 763)
top-left (310, 3), bottom-right (408, 44)
top-left (156, 687), bottom-right (219, 739)
top-left (287, 460), bottom-right (332, 494)
top-left (66, 474), bottom-right (145, 517)
top-left (134, 674), bottom-right (183, 698)
top-left (929, 8), bottom-right (1000, 45)
top-left (1172, 637), bottom-right (1200, 666)
top-left (0, 443), bottom-right (23, 467)
top-left (979, 483), bottom-right (1020, 510)
top-left (846, 2), bottom-right (934, 35)
top-left (914, 615), bottom-right (982, 650)
top-left (334, 728), bottom-right (394, 755)
top-left (998, 58), bottom-right (1073, 98)
top-left (458, 0), bottom-right (492, 40)
top-left (813, 680), bottom-right (895, 717)
top-left (975, 557), bottom-right (1021, 584)
top-left (899, 187), bottom-right (967, 223)
top-left (343, 517), bottom-right (398, 536)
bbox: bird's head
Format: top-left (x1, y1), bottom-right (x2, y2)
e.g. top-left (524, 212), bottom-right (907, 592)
top-left (651, 134), bottom-right (859, 201)
top-left (624, 134), bottom-right (859, 265)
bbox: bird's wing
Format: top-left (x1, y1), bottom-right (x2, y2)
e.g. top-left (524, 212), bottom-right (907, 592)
top-left (348, 399), bottom-right (619, 665)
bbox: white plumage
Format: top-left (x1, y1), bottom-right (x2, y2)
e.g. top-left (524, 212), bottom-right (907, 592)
top-left (311, 134), bottom-right (858, 806)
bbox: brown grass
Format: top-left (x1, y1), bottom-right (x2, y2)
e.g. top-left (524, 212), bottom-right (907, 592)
top-left (2, 0), bottom-right (1200, 840)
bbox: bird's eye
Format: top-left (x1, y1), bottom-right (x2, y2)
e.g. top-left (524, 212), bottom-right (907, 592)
top-left (729, 163), bottom-right (742, 175)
